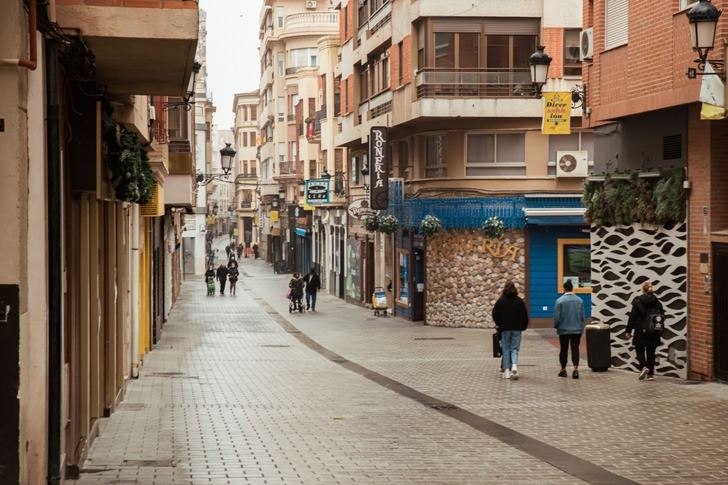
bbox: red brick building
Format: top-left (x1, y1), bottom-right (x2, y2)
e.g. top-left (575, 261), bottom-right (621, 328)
top-left (583, 0), bottom-right (728, 380)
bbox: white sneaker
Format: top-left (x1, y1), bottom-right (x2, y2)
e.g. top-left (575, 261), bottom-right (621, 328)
top-left (639, 368), bottom-right (649, 381)
top-left (503, 370), bottom-right (512, 379)
top-left (511, 369), bottom-right (519, 381)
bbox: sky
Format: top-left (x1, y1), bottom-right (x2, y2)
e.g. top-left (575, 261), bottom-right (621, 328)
top-left (199, 0), bottom-right (262, 130)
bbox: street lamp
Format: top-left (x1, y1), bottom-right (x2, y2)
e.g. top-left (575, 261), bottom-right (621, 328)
top-left (321, 168), bottom-right (332, 179)
top-left (528, 45), bottom-right (552, 97)
top-left (687, 0), bottom-right (724, 79)
top-left (219, 143), bottom-right (236, 176)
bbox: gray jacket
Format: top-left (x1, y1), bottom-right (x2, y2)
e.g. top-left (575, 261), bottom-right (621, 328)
top-left (554, 293), bottom-right (585, 335)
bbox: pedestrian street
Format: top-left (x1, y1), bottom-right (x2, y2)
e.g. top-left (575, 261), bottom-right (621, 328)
top-left (71, 258), bottom-right (728, 485)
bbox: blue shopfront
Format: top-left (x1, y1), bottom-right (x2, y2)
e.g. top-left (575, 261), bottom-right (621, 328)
top-left (524, 196), bottom-right (591, 321)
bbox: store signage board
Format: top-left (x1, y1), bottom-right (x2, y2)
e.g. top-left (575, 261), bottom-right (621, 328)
top-left (369, 126), bottom-right (389, 210)
top-left (348, 198), bottom-right (378, 220)
top-left (542, 92), bottom-right (572, 135)
top-left (305, 179), bottom-right (330, 205)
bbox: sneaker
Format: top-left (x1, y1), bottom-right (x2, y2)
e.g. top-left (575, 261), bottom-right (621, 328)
top-left (572, 369), bottom-right (579, 379)
top-left (647, 374), bottom-right (654, 381)
top-left (503, 370), bottom-right (512, 379)
top-left (558, 369), bottom-right (567, 378)
top-left (511, 369), bottom-right (519, 381)
top-left (639, 368), bottom-right (649, 381)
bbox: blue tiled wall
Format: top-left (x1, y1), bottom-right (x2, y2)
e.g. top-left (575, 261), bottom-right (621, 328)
top-left (529, 226), bottom-right (592, 319)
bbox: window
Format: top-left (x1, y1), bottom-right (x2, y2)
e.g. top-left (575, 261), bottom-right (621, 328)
top-left (351, 154), bottom-right (361, 185)
top-left (343, 5), bottom-right (349, 38)
top-left (250, 131), bottom-right (257, 146)
top-left (459, 33), bottom-right (480, 68)
top-left (242, 132), bottom-right (248, 147)
top-left (548, 132), bottom-right (594, 163)
top-left (289, 48), bottom-right (318, 69)
top-left (277, 97), bottom-right (285, 122)
top-left (465, 133), bottom-right (526, 176)
top-left (434, 32), bottom-right (454, 68)
top-left (277, 53), bottom-right (285, 77)
top-left (564, 30), bottom-right (581, 76)
top-left (276, 6), bottom-right (285, 28)
top-left (278, 142), bottom-right (285, 163)
top-left (397, 41), bottom-right (404, 85)
top-left (423, 134), bottom-right (447, 178)
top-left (289, 141), bottom-right (297, 161)
top-left (250, 105), bottom-right (257, 121)
top-left (557, 239), bottom-right (592, 293)
top-left (250, 160), bottom-right (256, 175)
top-left (397, 250), bottom-right (410, 305)
top-left (605, 0), bottom-right (628, 49)
top-left (309, 160), bottom-right (317, 179)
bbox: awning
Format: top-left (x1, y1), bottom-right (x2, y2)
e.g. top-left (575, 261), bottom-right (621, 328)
top-left (295, 228), bottom-right (308, 237)
top-left (523, 208), bottom-right (587, 226)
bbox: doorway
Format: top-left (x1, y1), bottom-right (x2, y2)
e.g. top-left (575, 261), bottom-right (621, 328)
top-left (412, 248), bottom-right (425, 321)
top-left (714, 244), bottom-right (728, 381)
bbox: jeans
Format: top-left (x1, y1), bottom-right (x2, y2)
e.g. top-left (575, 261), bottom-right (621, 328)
top-left (559, 334), bottom-right (581, 368)
top-left (635, 344), bottom-right (657, 375)
top-left (306, 290), bottom-right (317, 311)
top-left (501, 330), bottom-right (522, 371)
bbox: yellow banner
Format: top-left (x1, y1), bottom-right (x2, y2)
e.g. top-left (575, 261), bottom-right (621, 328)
top-left (270, 210), bottom-right (279, 222)
top-left (542, 92), bottom-right (572, 135)
top-left (701, 103), bottom-right (726, 120)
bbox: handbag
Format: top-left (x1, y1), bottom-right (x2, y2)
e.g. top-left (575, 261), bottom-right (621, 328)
top-left (492, 331), bottom-right (502, 358)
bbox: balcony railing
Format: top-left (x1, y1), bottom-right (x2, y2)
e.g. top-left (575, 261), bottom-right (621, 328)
top-left (239, 201), bottom-right (253, 209)
top-left (236, 172), bottom-right (258, 180)
top-left (415, 68), bottom-right (536, 98)
top-left (285, 11), bottom-right (338, 30)
top-left (278, 161), bottom-right (296, 176)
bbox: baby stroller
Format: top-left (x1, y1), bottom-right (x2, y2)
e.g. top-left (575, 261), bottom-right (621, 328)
top-left (205, 277), bottom-right (215, 296)
top-left (371, 287), bottom-right (389, 317)
top-left (288, 290), bottom-right (304, 313)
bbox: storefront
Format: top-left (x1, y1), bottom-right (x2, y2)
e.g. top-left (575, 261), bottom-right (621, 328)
top-left (394, 230), bottom-right (425, 321)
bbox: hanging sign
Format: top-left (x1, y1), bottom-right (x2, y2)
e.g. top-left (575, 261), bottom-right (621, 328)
top-left (369, 126), bottom-right (389, 210)
top-left (347, 198), bottom-right (378, 220)
top-left (542, 92), bottom-right (572, 135)
top-left (305, 178), bottom-right (330, 205)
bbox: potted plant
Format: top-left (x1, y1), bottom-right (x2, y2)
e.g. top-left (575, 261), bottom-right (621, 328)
top-left (364, 215), bottom-right (379, 232)
top-left (419, 214), bottom-right (443, 236)
top-left (377, 214), bottom-right (399, 234)
top-left (482, 216), bottom-right (505, 239)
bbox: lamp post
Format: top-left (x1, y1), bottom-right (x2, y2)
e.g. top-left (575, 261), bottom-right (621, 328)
top-left (219, 143), bottom-right (236, 176)
top-left (686, 0), bottom-right (724, 79)
top-left (528, 45), bottom-right (552, 97)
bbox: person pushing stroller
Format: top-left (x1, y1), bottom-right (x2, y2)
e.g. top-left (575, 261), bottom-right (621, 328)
top-left (288, 272), bottom-right (305, 313)
top-left (205, 265), bottom-right (216, 296)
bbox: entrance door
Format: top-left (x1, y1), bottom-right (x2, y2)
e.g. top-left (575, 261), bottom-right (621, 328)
top-left (714, 244), bottom-right (728, 381)
top-left (183, 237), bottom-right (195, 274)
top-left (412, 249), bottom-right (425, 321)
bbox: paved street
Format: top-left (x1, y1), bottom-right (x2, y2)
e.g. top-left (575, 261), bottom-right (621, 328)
top-left (72, 256), bottom-right (728, 485)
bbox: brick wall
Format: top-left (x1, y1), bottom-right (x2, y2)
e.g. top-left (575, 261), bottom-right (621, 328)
top-left (56, 0), bottom-right (197, 7)
top-left (402, 35), bottom-right (412, 84)
top-left (543, 27), bottom-right (564, 79)
top-left (347, 75), bottom-right (355, 115)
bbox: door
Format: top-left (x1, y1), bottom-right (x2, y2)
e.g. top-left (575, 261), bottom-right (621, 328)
top-left (714, 244), bottom-right (728, 381)
top-left (366, 241), bottom-right (375, 302)
top-left (183, 237), bottom-right (195, 274)
top-left (412, 248), bottom-right (425, 321)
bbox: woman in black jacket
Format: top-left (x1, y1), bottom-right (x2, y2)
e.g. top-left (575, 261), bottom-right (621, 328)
top-left (492, 281), bottom-right (529, 380)
top-left (626, 282), bottom-right (665, 381)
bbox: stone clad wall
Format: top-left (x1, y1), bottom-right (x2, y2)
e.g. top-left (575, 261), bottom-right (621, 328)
top-left (426, 230), bottom-right (526, 328)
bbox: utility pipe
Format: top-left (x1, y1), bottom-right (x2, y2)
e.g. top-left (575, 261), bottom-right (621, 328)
top-left (1, 0), bottom-right (38, 70)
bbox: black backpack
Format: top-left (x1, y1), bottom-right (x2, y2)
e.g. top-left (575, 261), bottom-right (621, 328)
top-left (643, 307), bottom-right (666, 336)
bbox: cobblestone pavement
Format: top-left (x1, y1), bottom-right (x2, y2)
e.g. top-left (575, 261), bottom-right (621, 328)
top-left (72, 254), bottom-right (728, 484)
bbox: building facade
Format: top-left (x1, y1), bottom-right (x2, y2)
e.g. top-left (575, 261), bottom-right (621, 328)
top-left (233, 91), bottom-right (262, 251)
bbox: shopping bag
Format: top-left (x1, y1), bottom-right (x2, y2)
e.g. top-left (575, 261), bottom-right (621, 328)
top-left (285, 288), bottom-right (291, 299)
top-left (492, 331), bottom-right (502, 358)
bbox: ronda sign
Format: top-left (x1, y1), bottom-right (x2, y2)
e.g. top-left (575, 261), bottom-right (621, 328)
top-left (482, 238), bottom-right (520, 261)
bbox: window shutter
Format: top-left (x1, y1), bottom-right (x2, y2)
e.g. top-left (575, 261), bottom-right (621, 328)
top-left (605, 0), bottom-right (628, 49)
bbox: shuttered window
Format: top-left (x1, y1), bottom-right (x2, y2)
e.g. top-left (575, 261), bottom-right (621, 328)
top-left (605, 0), bottom-right (628, 49)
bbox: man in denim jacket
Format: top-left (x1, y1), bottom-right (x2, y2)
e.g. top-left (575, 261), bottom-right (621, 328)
top-left (554, 280), bottom-right (585, 378)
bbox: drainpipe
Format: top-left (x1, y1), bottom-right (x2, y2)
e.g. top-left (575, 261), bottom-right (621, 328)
top-left (45, 36), bottom-right (62, 485)
top-left (1, 0), bottom-right (38, 70)
top-left (131, 205), bottom-right (140, 378)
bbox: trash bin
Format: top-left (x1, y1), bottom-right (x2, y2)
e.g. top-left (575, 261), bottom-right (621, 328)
top-left (585, 322), bottom-right (611, 372)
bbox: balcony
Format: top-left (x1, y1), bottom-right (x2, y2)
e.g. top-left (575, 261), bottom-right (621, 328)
top-left (56, 0), bottom-right (199, 96)
top-left (278, 161), bottom-right (297, 177)
top-left (236, 172), bottom-right (258, 182)
top-left (279, 11), bottom-right (338, 40)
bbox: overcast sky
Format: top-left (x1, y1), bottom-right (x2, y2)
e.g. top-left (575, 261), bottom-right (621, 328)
top-left (199, 0), bottom-right (262, 130)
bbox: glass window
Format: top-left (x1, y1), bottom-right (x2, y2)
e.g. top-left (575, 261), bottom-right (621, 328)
top-left (351, 154), bottom-right (361, 185)
top-left (278, 142), bottom-right (285, 163)
top-left (434, 33), bottom-right (455, 68)
top-left (467, 134), bottom-right (495, 164)
top-left (564, 30), bottom-right (582, 76)
top-left (277, 53), bottom-right (285, 77)
top-left (289, 48), bottom-right (318, 69)
top-left (424, 134), bottom-right (447, 178)
top-left (397, 251), bottom-right (410, 305)
top-left (276, 6), bottom-right (285, 28)
top-left (486, 35), bottom-right (509, 69)
top-left (558, 239), bottom-right (592, 293)
top-left (250, 105), bottom-right (257, 121)
top-left (496, 133), bottom-right (526, 163)
top-left (459, 33), bottom-right (480, 68)
top-left (512, 36), bottom-right (536, 69)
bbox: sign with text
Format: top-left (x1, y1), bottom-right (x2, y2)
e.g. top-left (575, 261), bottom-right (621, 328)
top-left (369, 126), bottom-right (389, 210)
top-left (348, 198), bottom-right (378, 220)
top-left (305, 178), bottom-right (330, 205)
top-left (542, 92), bottom-right (572, 135)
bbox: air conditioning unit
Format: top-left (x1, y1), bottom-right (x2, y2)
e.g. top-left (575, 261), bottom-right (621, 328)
top-left (556, 151), bottom-right (589, 178)
top-left (580, 28), bottom-right (594, 61)
top-left (305, 0), bottom-right (317, 9)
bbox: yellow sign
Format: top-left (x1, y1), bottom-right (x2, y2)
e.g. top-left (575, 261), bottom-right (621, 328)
top-left (542, 92), bottom-right (572, 135)
top-left (482, 239), bottom-right (521, 262)
top-left (701, 103), bottom-right (726, 120)
top-left (270, 210), bottom-right (279, 222)
top-left (233, 228), bottom-right (239, 236)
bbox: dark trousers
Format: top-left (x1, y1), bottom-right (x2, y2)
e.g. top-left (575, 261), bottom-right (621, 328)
top-left (635, 344), bottom-right (657, 375)
top-left (306, 290), bottom-right (317, 311)
top-left (559, 334), bottom-right (581, 368)
top-left (218, 279), bottom-right (226, 294)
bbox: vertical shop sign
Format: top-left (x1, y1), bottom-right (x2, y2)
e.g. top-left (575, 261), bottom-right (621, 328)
top-left (542, 92), bottom-right (572, 135)
top-left (370, 126), bottom-right (389, 210)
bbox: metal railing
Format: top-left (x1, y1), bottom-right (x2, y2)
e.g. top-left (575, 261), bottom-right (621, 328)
top-left (415, 68), bottom-right (535, 98)
top-left (278, 160), bottom-right (296, 176)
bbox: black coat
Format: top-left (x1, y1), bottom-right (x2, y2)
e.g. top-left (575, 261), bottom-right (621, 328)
top-left (304, 273), bottom-right (321, 292)
top-left (492, 294), bottom-right (529, 331)
top-left (289, 277), bottom-right (304, 298)
top-left (627, 293), bottom-right (664, 346)
top-left (216, 266), bottom-right (228, 282)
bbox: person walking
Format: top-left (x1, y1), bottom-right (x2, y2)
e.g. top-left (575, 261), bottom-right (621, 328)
top-left (237, 243), bottom-right (244, 259)
top-left (554, 280), bottom-right (586, 378)
top-left (288, 272), bottom-right (305, 312)
top-left (216, 263), bottom-right (229, 295)
top-left (626, 282), bottom-right (665, 381)
top-left (204, 265), bottom-right (216, 296)
top-left (253, 243), bottom-right (259, 259)
top-left (227, 260), bottom-right (239, 296)
top-left (303, 268), bottom-right (321, 312)
top-left (491, 281), bottom-right (529, 380)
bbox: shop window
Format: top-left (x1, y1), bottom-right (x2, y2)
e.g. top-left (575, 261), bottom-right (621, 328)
top-left (557, 239), bottom-right (592, 294)
top-left (397, 250), bottom-right (410, 305)
top-left (423, 134), bottom-right (447, 178)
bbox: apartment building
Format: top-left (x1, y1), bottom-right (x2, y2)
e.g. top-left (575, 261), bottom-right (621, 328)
top-left (334, 0), bottom-right (590, 324)
top-left (233, 91), bottom-right (261, 249)
top-left (583, 0), bottom-right (728, 381)
top-left (257, 0), bottom-right (338, 268)
top-left (0, 0), bottom-right (199, 482)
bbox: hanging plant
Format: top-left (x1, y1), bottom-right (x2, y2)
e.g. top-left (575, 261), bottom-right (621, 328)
top-left (419, 214), bottom-right (443, 236)
top-left (655, 168), bottom-right (686, 224)
top-left (364, 215), bottom-right (379, 232)
top-left (377, 214), bottom-right (399, 234)
top-left (104, 118), bottom-right (154, 204)
top-left (481, 216), bottom-right (505, 239)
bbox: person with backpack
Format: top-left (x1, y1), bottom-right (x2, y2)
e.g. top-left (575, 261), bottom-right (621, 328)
top-left (625, 281), bottom-right (665, 381)
top-left (554, 280), bottom-right (586, 379)
top-left (491, 281), bottom-right (529, 380)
